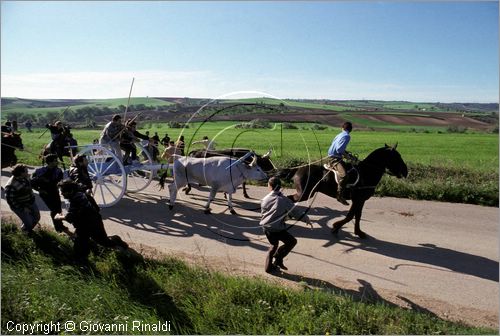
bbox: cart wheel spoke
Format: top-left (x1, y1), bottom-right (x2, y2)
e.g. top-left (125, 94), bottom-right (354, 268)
top-left (73, 144), bottom-right (126, 207)
top-left (126, 142), bottom-right (155, 193)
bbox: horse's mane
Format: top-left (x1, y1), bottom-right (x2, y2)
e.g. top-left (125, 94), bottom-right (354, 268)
top-left (363, 146), bottom-right (389, 162)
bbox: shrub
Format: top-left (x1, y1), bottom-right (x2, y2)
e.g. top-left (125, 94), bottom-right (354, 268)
top-left (311, 124), bottom-right (327, 131)
top-left (282, 122), bottom-right (298, 130)
top-left (169, 121), bottom-right (189, 129)
top-left (446, 125), bottom-right (467, 133)
top-left (235, 119), bottom-right (271, 129)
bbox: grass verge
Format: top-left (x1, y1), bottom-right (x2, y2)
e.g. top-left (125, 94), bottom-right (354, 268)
top-left (377, 163), bottom-right (499, 206)
top-left (1, 222), bottom-right (496, 335)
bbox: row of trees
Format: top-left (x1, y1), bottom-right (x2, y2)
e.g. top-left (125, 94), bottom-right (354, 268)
top-left (4, 104), bottom-right (168, 127)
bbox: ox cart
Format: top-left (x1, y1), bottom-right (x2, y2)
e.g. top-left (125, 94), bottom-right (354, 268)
top-left (69, 142), bottom-right (167, 207)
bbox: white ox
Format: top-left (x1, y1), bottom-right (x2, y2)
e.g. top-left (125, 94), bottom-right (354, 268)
top-left (167, 153), bottom-right (268, 214)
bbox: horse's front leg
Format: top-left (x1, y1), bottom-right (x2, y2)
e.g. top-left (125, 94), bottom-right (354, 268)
top-left (353, 200), bottom-right (366, 238)
top-left (331, 203), bottom-right (356, 236)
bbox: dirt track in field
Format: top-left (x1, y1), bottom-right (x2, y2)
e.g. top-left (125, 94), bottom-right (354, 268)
top-left (1, 171), bottom-right (498, 329)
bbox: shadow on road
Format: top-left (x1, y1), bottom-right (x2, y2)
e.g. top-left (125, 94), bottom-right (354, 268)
top-left (331, 233), bottom-right (499, 282)
top-left (273, 271), bottom-right (439, 317)
top-left (102, 191), bottom-right (348, 253)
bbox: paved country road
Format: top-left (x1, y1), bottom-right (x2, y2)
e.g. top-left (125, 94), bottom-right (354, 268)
top-left (1, 173), bottom-right (498, 328)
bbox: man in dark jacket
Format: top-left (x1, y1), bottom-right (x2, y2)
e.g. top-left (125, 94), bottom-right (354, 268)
top-left (120, 120), bottom-right (149, 165)
top-left (46, 121), bottom-right (64, 141)
top-left (55, 180), bottom-right (128, 261)
top-left (68, 154), bottom-right (93, 194)
top-left (5, 164), bottom-right (40, 233)
top-left (31, 154), bottom-right (68, 233)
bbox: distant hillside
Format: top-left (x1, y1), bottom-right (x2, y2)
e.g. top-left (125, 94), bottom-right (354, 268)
top-left (1, 97), bottom-right (497, 132)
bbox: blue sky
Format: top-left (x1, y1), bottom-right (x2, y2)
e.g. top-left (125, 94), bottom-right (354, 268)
top-left (1, 1), bottom-right (498, 102)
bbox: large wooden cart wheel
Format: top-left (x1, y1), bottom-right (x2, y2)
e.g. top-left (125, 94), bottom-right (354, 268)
top-left (77, 145), bottom-right (127, 208)
top-left (125, 141), bottom-right (156, 193)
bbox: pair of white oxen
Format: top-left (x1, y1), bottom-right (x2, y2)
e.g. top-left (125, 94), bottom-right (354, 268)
top-left (166, 152), bottom-right (268, 214)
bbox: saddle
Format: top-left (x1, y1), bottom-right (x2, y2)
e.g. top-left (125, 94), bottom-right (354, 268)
top-left (323, 162), bottom-right (360, 188)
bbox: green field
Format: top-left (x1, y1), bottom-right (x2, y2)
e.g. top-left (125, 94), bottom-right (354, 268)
top-left (9, 121), bottom-right (498, 206)
top-left (17, 121), bottom-right (498, 173)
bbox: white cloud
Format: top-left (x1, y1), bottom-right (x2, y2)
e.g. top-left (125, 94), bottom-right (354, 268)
top-left (1, 70), bottom-right (222, 99)
top-left (1, 70), bottom-right (497, 103)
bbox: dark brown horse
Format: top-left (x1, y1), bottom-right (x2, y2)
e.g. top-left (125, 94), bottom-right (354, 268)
top-left (1, 132), bottom-right (23, 169)
top-left (284, 144), bottom-right (408, 238)
top-left (40, 126), bottom-right (77, 164)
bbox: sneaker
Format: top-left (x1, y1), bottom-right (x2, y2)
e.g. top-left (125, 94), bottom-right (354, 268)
top-left (273, 259), bottom-right (288, 270)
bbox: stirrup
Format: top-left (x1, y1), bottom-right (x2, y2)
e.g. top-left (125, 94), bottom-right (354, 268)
top-left (323, 163), bottom-right (335, 172)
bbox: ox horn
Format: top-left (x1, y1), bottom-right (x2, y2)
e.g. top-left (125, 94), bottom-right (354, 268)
top-left (226, 151), bottom-right (253, 170)
top-left (250, 153), bottom-right (258, 167)
top-left (262, 148), bottom-right (272, 159)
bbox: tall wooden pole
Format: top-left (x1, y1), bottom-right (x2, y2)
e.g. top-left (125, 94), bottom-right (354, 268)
top-left (123, 77), bottom-right (135, 122)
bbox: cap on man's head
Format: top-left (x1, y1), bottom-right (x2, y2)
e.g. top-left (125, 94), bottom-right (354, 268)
top-left (112, 114), bottom-right (122, 122)
top-left (55, 121), bottom-right (62, 126)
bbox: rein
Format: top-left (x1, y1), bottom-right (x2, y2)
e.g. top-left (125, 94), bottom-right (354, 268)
top-left (1, 142), bottom-right (23, 151)
top-left (1, 142), bottom-right (40, 157)
top-left (205, 169), bottom-right (329, 242)
top-left (282, 156), bottom-right (330, 170)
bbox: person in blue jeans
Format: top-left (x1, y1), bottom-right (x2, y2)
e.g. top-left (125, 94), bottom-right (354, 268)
top-left (327, 121), bottom-right (353, 205)
top-left (5, 164), bottom-right (40, 233)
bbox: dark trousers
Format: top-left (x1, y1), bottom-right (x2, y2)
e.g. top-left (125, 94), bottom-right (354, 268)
top-left (40, 194), bottom-right (65, 232)
top-left (121, 143), bottom-right (137, 162)
top-left (73, 216), bottom-right (126, 260)
top-left (264, 229), bottom-right (297, 271)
